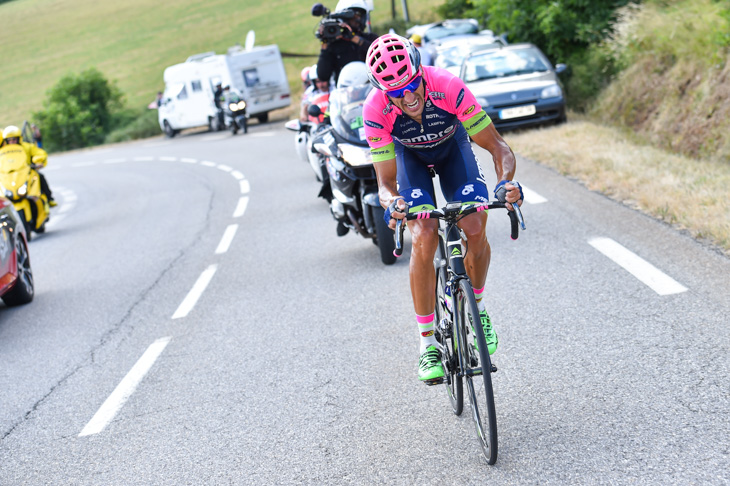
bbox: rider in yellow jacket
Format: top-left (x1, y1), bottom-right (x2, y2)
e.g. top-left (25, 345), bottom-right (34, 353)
top-left (1, 125), bottom-right (56, 206)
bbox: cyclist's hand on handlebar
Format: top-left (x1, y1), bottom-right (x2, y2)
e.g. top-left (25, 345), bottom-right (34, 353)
top-left (384, 196), bottom-right (407, 230)
top-left (494, 180), bottom-right (524, 211)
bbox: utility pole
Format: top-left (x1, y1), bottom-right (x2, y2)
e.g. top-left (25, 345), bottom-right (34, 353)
top-left (391, 0), bottom-right (410, 22)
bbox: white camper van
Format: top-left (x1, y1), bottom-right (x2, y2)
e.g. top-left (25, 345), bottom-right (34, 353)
top-left (158, 44), bottom-right (291, 137)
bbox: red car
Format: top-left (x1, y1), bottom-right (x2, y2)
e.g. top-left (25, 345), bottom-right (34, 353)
top-left (0, 196), bottom-right (34, 306)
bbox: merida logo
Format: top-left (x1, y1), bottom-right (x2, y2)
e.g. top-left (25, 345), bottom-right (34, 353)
top-left (451, 247), bottom-right (461, 256)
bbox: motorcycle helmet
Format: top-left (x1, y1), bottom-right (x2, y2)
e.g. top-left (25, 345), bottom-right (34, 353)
top-left (334, 0), bottom-right (371, 31)
top-left (337, 61), bottom-right (369, 89)
top-left (366, 34), bottom-right (421, 91)
top-left (2, 125), bottom-right (22, 142)
top-left (300, 66), bottom-right (311, 82)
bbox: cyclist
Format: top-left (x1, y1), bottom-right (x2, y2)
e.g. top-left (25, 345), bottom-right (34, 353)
top-left (362, 34), bottom-right (523, 382)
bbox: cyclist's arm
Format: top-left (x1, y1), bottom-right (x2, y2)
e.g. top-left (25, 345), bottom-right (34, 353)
top-left (373, 157), bottom-right (406, 227)
top-left (470, 123), bottom-right (515, 182)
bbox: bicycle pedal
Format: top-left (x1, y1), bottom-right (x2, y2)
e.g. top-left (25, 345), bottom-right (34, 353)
top-left (491, 363), bottom-right (498, 373)
top-left (424, 377), bottom-right (445, 386)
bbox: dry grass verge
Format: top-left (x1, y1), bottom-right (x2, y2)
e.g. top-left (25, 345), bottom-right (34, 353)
top-left (504, 116), bottom-right (730, 254)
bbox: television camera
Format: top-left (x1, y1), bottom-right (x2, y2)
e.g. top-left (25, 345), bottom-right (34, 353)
top-left (311, 3), bottom-right (356, 42)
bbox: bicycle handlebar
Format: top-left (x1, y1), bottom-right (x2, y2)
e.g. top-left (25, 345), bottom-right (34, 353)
top-left (393, 201), bottom-right (525, 257)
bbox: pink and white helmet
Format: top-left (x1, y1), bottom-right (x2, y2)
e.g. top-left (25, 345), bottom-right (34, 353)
top-left (366, 33), bottom-right (421, 91)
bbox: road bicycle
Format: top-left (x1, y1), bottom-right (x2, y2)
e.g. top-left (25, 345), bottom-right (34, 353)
top-left (394, 196), bottom-right (524, 465)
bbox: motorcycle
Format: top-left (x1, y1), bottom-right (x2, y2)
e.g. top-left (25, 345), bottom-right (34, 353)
top-left (303, 82), bottom-right (396, 265)
top-left (0, 144), bottom-right (50, 241)
top-left (224, 95), bottom-right (248, 134)
top-left (285, 89), bottom-right (330, 185)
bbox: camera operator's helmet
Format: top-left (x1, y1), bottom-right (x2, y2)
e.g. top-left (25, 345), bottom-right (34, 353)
top-left (300, 66), bottom-right (311, 82)
top-left (2, 125), bottom-right (22, 142)
top-left (335, 0), bottom-right (371, 31)
top-left (337, 61), bottom-right (369, 89)
top-left (366, 34), bottom-right (421, 91)
top-left (309, 64), bottom-right (319, 82)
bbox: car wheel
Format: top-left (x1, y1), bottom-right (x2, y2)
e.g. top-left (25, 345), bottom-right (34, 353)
top-left (163, 120), bottom-right (175, 138)
top-left (256, 112), bottom-right (269, 124)
top-left (2, 234), bottom-right (34, 306)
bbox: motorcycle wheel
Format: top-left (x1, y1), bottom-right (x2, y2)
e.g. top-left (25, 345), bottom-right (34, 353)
top-left (231, 122), bottom-right (238, 135)
top-left (242, 117), bottom-right (248, 134)
top-left (19, 211), bottom-right (32, 242)
top-left (372, 205), bottom-right (397, 265)
top-left (2, 232), bottom-right (34, 306)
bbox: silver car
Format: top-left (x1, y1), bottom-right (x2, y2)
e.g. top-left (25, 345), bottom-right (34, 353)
top-left (460, 43), bottom-right (567, 131)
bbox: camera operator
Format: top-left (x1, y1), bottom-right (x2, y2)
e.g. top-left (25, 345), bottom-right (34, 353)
top-left (314, 0), bottom-right (377, 86)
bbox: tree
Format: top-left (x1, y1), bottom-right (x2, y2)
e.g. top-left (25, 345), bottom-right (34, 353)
top-left (34, 68), bottom-right (124, 152)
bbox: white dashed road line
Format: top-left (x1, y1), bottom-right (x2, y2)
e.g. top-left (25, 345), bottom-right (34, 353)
top-left (589, 237), bottom-right (688, 295)
top-left (522, 185), bottom-right (547, 204)
top-left (171, 264), bottom-right (218, 319)
top-left (233, 196), bottom-right (249, 218)
top-left (215, 224), bottom-right (239, 254)
top-left (79, 336), bottom-right (172, 437)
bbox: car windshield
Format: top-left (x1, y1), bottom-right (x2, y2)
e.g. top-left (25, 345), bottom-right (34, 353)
top-left (423, 22), bottom-right (479, 43)
top-left (462, 47), bottom-right (550, 83)
top-left (434, 41), bottom-right (501, 69)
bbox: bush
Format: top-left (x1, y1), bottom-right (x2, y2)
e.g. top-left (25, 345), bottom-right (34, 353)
top-left (105, 109), bottom-right (161, 144)
top-left (33, 68), bottom-right (124, 152)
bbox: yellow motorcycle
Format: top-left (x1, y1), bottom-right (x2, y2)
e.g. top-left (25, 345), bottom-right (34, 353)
top-left (0, 144), bottom-right (49, 240)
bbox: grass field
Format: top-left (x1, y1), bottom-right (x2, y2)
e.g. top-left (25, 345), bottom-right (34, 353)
top-left (0, 0), bottom-right (443, 125)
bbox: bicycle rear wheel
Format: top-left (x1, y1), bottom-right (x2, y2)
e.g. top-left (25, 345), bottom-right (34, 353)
top-left (455, 278), bottom-right (498, 465)
top-left (434, 238), bottom-right (462, 415)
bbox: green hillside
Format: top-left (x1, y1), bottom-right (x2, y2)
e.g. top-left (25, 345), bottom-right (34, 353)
top-left (0, 0), bottom-right (442, 125)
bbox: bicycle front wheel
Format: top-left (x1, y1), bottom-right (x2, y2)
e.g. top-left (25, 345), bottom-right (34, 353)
top-left (434, 238), bottom-right (462, 415)
top-left (455, 278), bottom-right (498, 465)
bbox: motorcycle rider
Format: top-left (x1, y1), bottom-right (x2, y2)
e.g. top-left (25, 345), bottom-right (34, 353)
top-left (362, 34), bottom-right (523, 381)
top-left (316, 0), bottom-right (378, 86)
top-left (300, 65), bottom-right (330, 123)
top-left (213, 82), bottom-right (225, 129)
top-left (1, 125), bottom-right (56, 207)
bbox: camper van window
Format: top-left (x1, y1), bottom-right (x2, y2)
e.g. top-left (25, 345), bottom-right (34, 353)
top-left (243, 69), bottom-right (260, 88)
top-left (191, 80), bottom-right (203, 92)
top-left (177, 85), bottom-right (188, 100)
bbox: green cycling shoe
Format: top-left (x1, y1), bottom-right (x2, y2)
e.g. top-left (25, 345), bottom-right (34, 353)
top-left (418, 345), bottom-right (444, 381)
top-left (472, 310), bottom-right (498, 355)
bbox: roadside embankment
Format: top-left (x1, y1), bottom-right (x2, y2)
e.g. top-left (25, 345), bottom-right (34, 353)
top-left (505, 116), bottom-right (730, 255)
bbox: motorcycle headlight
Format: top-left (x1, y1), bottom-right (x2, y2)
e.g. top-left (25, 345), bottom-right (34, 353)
top-left (229, 103), bottom-right (237, 111)
top-left (338, 144), bottom-right (372, 167)
top-left (541, 84), bottom-right (562, 99)
top-left (18, 183), bottom-right (28, 196)
top-left (237, 101), bottom-right (246, 110)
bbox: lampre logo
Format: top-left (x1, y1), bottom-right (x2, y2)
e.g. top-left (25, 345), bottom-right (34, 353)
top-left (399, 124), bottom-right (455, 144)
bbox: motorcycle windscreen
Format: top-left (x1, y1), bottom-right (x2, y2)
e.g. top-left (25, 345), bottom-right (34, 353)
top-left (329, 84), bottom-right (372, 146)
top-left (0, 145), bottom-right (30, 174)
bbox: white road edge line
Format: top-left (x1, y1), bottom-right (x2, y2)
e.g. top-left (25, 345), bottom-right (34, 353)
top-left (215, 224), bottom-right (239, 254)
top-left (239, 180), bottom-right (250, 194)
top-left (233, 196), bottom-right (249, 218)
top-left (79, 336), bottom-right (171, 437)
top-left (588, 237), bottom-right (688, 295)
top-left (172, 264), bottom-right (218, 319)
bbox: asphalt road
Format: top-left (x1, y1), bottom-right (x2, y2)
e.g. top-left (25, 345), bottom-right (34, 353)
top-left (1, 121), bottom-right (728, 485)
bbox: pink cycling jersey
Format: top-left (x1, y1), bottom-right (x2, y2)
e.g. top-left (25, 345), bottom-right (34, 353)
top-left (363, 66), bottom-right (492, 162)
